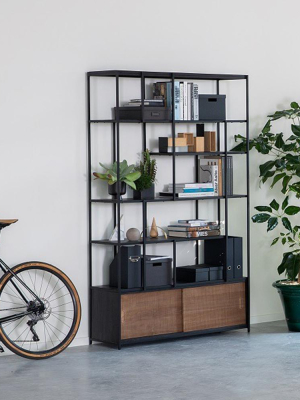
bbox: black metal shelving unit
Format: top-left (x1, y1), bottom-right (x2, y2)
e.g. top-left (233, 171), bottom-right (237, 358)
top-left (87, 70), bottom-right (250, 349)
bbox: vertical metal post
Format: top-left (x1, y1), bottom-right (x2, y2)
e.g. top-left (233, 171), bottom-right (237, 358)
top-left (142, 202), bottom-right (147, 290)
top-left (141, 73), bottom-right (147, 152)
top-left (246, 76), bottom-right (251, 332)
top-left (216, 80), bottom-right (221, 225)
top-left (115, 74), bottom-right (122, 349)
top-left (195, 155), bottom-right (199, 266)
top-left (224, 122), bottom-right (229, 282)
top-left (87, 73), bottom-right (92, 345)
top-left (113, 123), bottom-right (117, 257)
top-left (171, 74), bottom-right (177, 286)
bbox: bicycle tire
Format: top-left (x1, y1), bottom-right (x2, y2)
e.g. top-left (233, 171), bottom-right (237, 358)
top-left (0, 261), bottom-right (81, 360)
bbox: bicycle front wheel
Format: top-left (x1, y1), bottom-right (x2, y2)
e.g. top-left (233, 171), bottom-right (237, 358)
top-left (0, 262), bottom-right (81, 359)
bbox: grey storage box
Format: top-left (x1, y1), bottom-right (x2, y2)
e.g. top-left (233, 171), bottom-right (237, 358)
top-left (109, 245), bottom-right (142, 289)
top-left (176, 265), bottom-right (210, 283)
top-left (115, 107), bottom-right (172, 121)
top-left (209, 266), bottom-right (224, 281)
top-left (199, 94), bottom-right (226, 121)
top-left (144, 256), bottom-right (172, 287)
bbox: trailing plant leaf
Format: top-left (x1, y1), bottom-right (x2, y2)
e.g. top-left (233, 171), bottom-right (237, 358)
top-left (271, 173), bottom-right (286, 188)
top-left (271, 237), bottom-right (279, 246)
top-left (291, 124), bottom-right (300, 137)
top-left (291, 102), bottom-right (299, 109)
top-left (282, 176), bottom-right (292, 193)
top-left (285, 206), bottom-right (300, 215)
top-left (282, 196), bottom-right (289, 210)
top-left (252, 213), bottom-right (271, 223)
top-left (282, 217), bottom-right (292, 232)
top-left (275, 133), bottom-right (284, 149)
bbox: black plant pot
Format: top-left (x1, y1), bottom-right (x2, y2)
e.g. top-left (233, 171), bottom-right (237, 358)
top-left (133, 184), bottom-right (155, 200)
top-left (108, 182), bottom-right (126, 198)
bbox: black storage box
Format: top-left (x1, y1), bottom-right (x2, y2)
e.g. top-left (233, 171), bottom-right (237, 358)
top-left (109, 245), bottom-right (142, 289)
top-left (209, 266), bottom-right (224, 281)
top-left (115, 106), bottom-right (172, 121)
top-left (144, 256), bottom-right (172, 287)
top-left (199, 94), bottom-right (226, 121)
top-left (133, 184), bottom-right (155, 200)
top-left (176, 265), bottom-right (210, 283)
top-left (204, 236), bottom-right (243, 280)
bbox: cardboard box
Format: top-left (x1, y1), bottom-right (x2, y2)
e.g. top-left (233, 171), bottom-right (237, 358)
top-left (178, 133), bottom-right (194, 145)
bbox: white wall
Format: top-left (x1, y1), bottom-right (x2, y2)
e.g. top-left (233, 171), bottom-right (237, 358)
top-left (1, 0), bottom-right (299, 346)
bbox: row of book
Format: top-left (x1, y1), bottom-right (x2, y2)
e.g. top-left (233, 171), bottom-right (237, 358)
top-left (168, 219), bottom-right (220, 238)
top-left (123, 99), bottom-right (164, 107)
top-left (160, 183), bottom-right (215, 198)
top-left (199, 156), bottom-right (233, 196)
top-left (153, 81), bottom-right (199, 120)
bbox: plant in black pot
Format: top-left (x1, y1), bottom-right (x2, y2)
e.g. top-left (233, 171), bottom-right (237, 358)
top-left (233, 101), bottom-right (300, 331)
top-left (133, 150), bottom-right (157, 200)
top-left (93, 160), bottom-right (141, 198)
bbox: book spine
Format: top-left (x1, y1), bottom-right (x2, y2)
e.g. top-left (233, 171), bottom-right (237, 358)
top-left (178, 192), bottom-right (215, 198)
top-left (174, 82), bottom-right (180, 120)
top-left (211, 165), bottom-right (218, 195)
top-left (183, 188), bottom-right (214, 193)
top-left (193, 84), bottom-right (199, 120)
top-left (191, 83), bottom-right (194, 120)
top-left (187, 83), bottom-right (192, 120)
top-left (183, 82), bottom-right (188, 120)
top-left (179, 83), bottom-right (184, 120)
top-left (169, 183), bottom-right (213, 189)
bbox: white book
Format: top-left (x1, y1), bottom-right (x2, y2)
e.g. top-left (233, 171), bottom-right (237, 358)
top-left (179, 83), bottom-right (184, 120)
top-left (177, 191), bottom-right (215, 198)
top-left (183, 82), bottom-right (188, 120)
top-left (168, 183), bottom-right (213, 189)
top-left (199, 159), bottom-right (219, 195)
top-left (187, 83), bottom-right (192, 120)
top-left (193, 84), bottom-right (199, 120)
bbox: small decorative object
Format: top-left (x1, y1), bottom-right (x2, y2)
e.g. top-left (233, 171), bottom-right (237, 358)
top-left (93, 160), bottom-right (141, 198)
top-left (133, 150), bottom-right (157, 200)
top-left (109, 215), bottom-right (125, 241)
top-left (150, 218), bottom-right (158, 238)
top-left (126, 228), bottom-right (140, 241)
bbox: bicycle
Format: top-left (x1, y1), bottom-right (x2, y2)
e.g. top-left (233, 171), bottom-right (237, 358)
top-left (0, 219), bottom-right (81, 360)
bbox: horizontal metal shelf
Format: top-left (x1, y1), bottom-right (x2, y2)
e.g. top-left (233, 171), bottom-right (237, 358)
top-left (87, 70), bottom-right (248, 81)
top-left (91, 235), bottom-right (225, 246)
top-left (92, 277), bottom-right (247, 294)
top-left (89, 119), bottom-right (247, 124)
top-left (150, 151), bottom-right (247, 156)
top-left (91, 195), bottom-right (247, 204)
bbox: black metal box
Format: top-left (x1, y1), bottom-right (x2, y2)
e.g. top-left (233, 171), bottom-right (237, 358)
top-left (109, 245), bottom-right (142, 289)
top-left (144, 256), bottom-right (172, 287)
top-left (176, 265), bottom-right (210, 283)
top-left (115, 107), bottom-right (172, 121)
top-left (199, 94), bottom-right (226, 121)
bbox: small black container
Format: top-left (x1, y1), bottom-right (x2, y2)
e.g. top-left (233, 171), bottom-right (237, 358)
top-left (133, 184), bottom-right (155, 200)
top-left (176, 265), bottom-right (210, 283)
top-left (109, 245), bottom-right (142, 289)
top-left (108, 181), bottom-right (126, 198)
top-left (115, 107), bottom-right (172, 121)
top-left (199, 94), bottom-right (226, 121)
top-left (144, 256), bottom-right (172, 287)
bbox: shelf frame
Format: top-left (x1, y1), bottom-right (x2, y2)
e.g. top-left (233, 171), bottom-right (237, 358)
top-left (87, 69), bottom-right (250, 348)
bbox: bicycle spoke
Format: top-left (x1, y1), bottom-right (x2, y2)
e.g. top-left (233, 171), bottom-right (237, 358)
top-left (51, 313), bottom-right (71, 329)
top-left (51, 301), bottom-right (73, 310)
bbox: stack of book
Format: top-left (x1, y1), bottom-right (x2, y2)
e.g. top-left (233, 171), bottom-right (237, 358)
top-left (168, 219), bottom-right (220, 238)
top-left (159, 183), bottom-right (215, 198)
top-left (174, 82), bottom-right (199, 121)
top-left (199, 156), bottom-right (233, 196)
top-left (123, 99), bottom-right (164, 107)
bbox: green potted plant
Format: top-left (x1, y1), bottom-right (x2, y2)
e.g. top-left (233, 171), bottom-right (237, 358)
top-left (133, 149), bottom-right (157, 200)
top-left (93, 160), bottom-right (141, 198)
top-left (233, 101), bottom-right (300, 331)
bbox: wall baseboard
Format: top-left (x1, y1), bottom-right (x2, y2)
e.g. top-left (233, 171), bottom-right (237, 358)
top-left (250, 312), bottom-right (284, 324)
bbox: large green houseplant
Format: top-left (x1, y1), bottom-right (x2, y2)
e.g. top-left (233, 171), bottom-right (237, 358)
top-left (233, 102), bottom-right (300, 331)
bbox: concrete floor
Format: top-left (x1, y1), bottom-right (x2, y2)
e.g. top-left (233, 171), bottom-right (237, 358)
top-left (0, 321), bottom-right (299, 400)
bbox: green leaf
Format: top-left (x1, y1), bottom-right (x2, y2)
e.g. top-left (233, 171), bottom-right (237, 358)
top-left (271, 237), bottom-right (279, 246)
top-left (254, 206), bottom-right (272, 212)
top-left (93, 172), bottom-right (109, 180)
top-left (282, 217), bottom-right (292, 232)
top-left (282, 237), bottom-right (287, 245)
top-left (271, 173), bottom-right (286, 188)
top-left (270, 199), bottom-right (279, 211)
top-left (98, 162), bottom-right (110, 171)
top-left (291, 102), bottom-right (299, 109)
top-left (277, 252), bottom-right (291, 275)
top-left (275, 133), bottom-right (284, 149)
top-left (285, 206), bottom-right (300, 215)
top-left (282, 175), bottom-right (292, 193)
top-left (252, 213), bottom-right (271, 223)
top-left (124, 179), bottom-right (136, 190)
top-left (125, 171), bottom-right (141, 182)
top-left (267, 217), bottom-right (278, 231)
top-left (291, 124), bottom-right (300, 137)
top-left (282, 196), bottom-right (289, 210)
top-left (259, 161), bottom-right (275, 177)
top-left (262, 120), bottom-right (271, 134)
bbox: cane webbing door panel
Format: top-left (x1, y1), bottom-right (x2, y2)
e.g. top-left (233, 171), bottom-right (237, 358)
top-left (121, 290), bottom-right (183, 339)
top-left (182, 283), bottom-right (246, 332)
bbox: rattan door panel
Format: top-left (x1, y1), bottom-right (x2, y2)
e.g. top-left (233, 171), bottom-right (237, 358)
top-left (182, 283), bottom-right (246, 332)
top-left (121, 290), bottom-right (183, 339)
